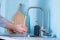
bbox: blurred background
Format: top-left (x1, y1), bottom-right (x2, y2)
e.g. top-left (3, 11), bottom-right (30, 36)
top-left (0, 0), bottom-right (60, 38)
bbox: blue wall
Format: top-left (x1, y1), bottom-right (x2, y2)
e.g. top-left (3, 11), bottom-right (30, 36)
top-left (0, 0), bottom-right (6, 17)
top-left (1, 0), bottom-right (60, 38)
top-left (1, 0), bottom-right (51, 37)
top-left (49, 0), bottom-right (60, 38)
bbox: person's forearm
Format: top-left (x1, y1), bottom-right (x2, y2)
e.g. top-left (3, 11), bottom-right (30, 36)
top-left (0, 16), bottom-right (7, 27)
top-left (0, 16), bottom-right (15, 29)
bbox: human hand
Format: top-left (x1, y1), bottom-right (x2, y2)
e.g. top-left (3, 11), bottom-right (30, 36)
top-left (15, 24), bottom-right (27, 34)
top-left (6, 23), bottom-right (27, 34)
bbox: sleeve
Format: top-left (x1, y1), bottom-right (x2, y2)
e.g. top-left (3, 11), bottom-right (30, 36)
top-left (0, 15), bottom-right (7, 28)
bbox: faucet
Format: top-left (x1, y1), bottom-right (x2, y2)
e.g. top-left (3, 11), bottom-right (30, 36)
top-left (26, 7), bottom-right (51, 37)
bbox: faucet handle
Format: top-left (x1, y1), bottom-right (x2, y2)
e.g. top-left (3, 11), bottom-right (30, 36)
top-left (40, 26), bottom-right (46, 32)
top-left (40, 26), bottom-right (46, 37)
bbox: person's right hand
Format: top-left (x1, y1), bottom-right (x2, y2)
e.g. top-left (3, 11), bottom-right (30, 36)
top-left (6, 24), bottom-right (27, 34)
top-left (15, 24), bottom-right (27, 34)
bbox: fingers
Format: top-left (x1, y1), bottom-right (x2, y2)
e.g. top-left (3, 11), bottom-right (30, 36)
top-left (6, 24), bottom-right (27, 34)
top-left (16, 28), bottom-right (27, 34)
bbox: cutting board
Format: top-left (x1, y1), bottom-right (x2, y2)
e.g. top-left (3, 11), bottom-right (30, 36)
top-left (6, 4), bottom-right (27, 34)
